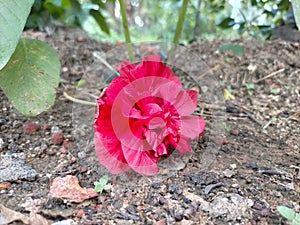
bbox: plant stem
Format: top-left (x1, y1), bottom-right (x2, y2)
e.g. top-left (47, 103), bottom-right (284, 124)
top-left (173, 0), bottom-right (189, 45)
top-left (168, 0), bottom-right (189, 63)
top-left (119, 0), bottom-right (134, 61)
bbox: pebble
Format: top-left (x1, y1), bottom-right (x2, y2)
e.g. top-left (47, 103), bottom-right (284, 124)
top-left (23, 122), bottom-right (40, 134)
top-left (230, 129), bottom-right (239, 136)
top-left (0, 119), bottom-right (6, 125)
top-left (8, 142), bottom-right (18, 152)
top-left (168, 183), bottom-right (182, 194)
top-left (188, 171), bottom-right (219, 185)
top-left (0, 153), bottom-right (37, 182)
top-left (51, 126), bottom-right (61, 134)
top-left (77, 151), bottom-right (86, 159)
top-left (0, 138), bottom-right (4, 150)
top-left (151, 180), bottom-right (161, 189)
top-left (51, 132), bottom-right (64, 145)
top-left (230, 164), bottom-right (237, 169)
top-left (200, 193), bottom-right (254, 222)
top-left (248, 162), bottom-right (257, 169)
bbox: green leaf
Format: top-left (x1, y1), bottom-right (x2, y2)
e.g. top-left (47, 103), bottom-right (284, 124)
top-left (0, 0), bottom-right (35, 70)
top-left (0, 38), bottom-right (60, 117)
top-left (99, 175), bottom-right (109, 185)
top-left (293, 214), bottom-right (300, 225)
top-left (277, 206), bottom-right (296, 221)
top-left (219, 44), bottom-right (245, 56)
top-left (89, 9), bottom-right (110, 35)
top-left (246, 83), bottom-right (255, 90)
top-left (291, 0), bottom-right (300, 30)
top-left (218, 17), bottom-right (235, 28)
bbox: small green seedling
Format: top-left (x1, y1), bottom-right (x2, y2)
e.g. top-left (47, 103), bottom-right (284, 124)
top-left (270, 88), bottom-right (280, 95)
top-left (277, 206), bottom-right (300, 225)
top-left (94, 175), bottom-right (111, 193)
top-left (246, 83), bottom-right (255, 90)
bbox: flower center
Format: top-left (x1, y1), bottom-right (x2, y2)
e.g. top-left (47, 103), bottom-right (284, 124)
top-left (148, 117), bottom-right (166, 131)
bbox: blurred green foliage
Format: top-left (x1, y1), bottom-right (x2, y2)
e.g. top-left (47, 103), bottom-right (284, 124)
top-left (26, 0), bottom-right (297, 43)
top-left (26, 0), bottom-right (114, 35)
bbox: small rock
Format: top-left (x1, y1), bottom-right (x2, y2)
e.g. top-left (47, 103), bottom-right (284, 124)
top-left (77, 151), bottom-right (86, 159)
top-left (63, 139), bottom-right (73, 149)
top-left (230, 164), bottom-right (237, 170)
top-left (0, 153), bottom-right (37, 182)
top-left (200, 193), bottom-right (254, 222)
top-left (223, 169), bottom-right (236, 178)
top-left (168, 183), bottom-right (182, 194)
top-left (23, 122), bottom-right (40, 134)
top-left (8, 142), bottom-right (18, 151)
top-left (43, 124), bottom-right (50, 131)
top-left (51, 126), bottom-right (61, 134)
top-left (230, 129), bottom-right (239, 136)
top-left (248, 162), bottom-right (257, 169)
top-left (151, 180), bottom-right (161, 189)
top-left (60, 147), bottom-right (68, 154)
top-left (0, 138), bottom-right (4, 150)
top-left (51, 132), bottom-right (64, 145)
top-left (188, 171), bottom-right (219, 185)
top-left (77, 37), bottom-right (85, 42)
top-left (76, 209), bottom-right (86, 218)
top-left (0, 119), bottom-right (6, 125)
top-left (174, 212), bottom-right (183, 221)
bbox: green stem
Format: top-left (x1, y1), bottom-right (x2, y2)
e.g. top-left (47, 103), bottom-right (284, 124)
top-left (119, 0), bottom-right (134, 61)
top-left (168, 0), bottom-right (189, 63)
top-left (173, 0), bottom-right (189, 45)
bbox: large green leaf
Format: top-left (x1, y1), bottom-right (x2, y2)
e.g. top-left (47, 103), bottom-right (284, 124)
top-left (291, 0), bottom-right (300, 30)
top-left (90, 9), bottom-right (110, 35)
top-left (0, 0), bottom-right (34, 70)
top-left (0, 38), bottom-right (61, 117)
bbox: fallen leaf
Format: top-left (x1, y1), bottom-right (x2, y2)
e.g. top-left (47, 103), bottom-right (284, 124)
top-left (224, 88), bottom-right (235, 100)
top-left (0, 204), bottom-right (51, 225)
top-left (29, 212), bottom-right (51, 225)
top-left (50, 175), bottom-right (98, 203)
top-left (0, 204), bottom-right (29, 225)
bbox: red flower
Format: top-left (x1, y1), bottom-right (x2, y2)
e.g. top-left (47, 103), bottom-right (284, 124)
top-left (93, 55), bottom-right (205, 176)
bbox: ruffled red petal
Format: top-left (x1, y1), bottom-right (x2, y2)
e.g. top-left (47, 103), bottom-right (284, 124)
top-left (94, 132), bottom-right (130, 174)
top-left (122, 145), bottom-right (159, 176)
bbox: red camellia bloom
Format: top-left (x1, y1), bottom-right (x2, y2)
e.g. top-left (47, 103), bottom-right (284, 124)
top-left (93, 55), bottom-right (206, 176)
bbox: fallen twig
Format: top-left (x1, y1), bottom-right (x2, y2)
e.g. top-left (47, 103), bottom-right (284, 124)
top-left (198, 64), bottom-right (221, 80)
top-left (63, 92), bottom-right (96, 106)
top-left (93, 52), bottom-right (119, 76)
top-left (254, 68), bottom-right (285, 83)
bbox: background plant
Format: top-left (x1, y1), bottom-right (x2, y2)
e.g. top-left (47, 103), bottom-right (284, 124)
top-left (277, 206), bottom-right (300, 225)
top-left (0, 0), bottom-right (60, 116)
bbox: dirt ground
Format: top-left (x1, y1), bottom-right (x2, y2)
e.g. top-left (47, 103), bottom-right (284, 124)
top-left (0, 27), bottom-right (299, 225)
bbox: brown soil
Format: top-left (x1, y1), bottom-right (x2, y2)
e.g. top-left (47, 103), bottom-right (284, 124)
top-left (0, 27), bottom-right (299, 225)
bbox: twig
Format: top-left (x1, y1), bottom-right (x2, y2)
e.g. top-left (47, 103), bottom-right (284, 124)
top-left (198, 64), bottom-right (221, 80)
top-left (262, 119), bottom-right (273, 130)
top-left (63, 92), bottom-right (96, 106)
top-left (278, 111), bottom-right (300, 126)
top-left (254, 68), bottom-right (285, 83)
top-left (93, 52), bottom-right (119, 76)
